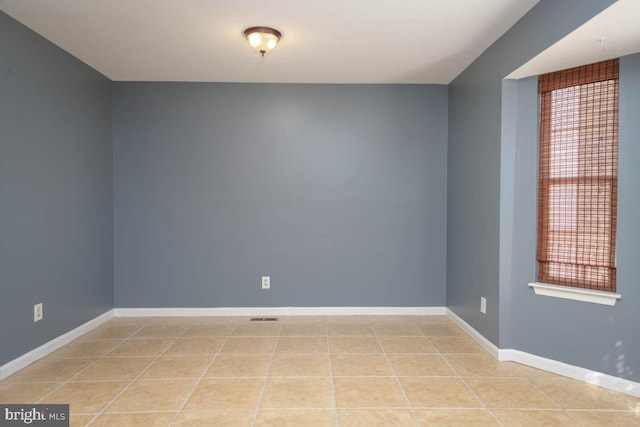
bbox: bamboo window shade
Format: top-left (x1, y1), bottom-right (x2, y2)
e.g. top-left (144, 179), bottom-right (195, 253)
top-left (537, 59), bottom-right (619, 292)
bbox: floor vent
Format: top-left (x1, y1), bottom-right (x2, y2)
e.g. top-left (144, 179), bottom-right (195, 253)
top-left (249, 317), bottom-right (279, 322)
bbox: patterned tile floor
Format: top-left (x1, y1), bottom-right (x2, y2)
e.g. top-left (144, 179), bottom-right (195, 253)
top-left (0, 315), bottom-right (638, 426)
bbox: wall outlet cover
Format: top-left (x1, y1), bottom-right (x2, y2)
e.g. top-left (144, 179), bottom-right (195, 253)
top-left (34, 303), bottom-right (43, 322)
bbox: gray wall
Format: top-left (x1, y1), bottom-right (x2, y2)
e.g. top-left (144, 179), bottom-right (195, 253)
top-left (0, 13), bottom-right (113, 364)
top-left (447, 0), bottom-right (615, 345)
top-left (113, 83), bottom-right (448, 307)
top-left (504, 54), bottom-right (640, 382)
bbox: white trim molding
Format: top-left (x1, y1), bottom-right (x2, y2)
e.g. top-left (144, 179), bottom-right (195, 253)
top-left (446, 308), bottom-right (639, 398)
top-left (113, 306), bottom-right (447, 317)
top-left (0, 310), bottom-right (114, 381)
top-left (446, 309), bottom-right (500, 359)
top-left (528, 282), bottom-right (621, 306)
top-left (500, 349), bottom-right (640, 398)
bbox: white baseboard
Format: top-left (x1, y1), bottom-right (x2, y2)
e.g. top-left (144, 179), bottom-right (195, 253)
top-left (500, 349), bottom-right (640, 398)
top-left (113, 306), bottom-right (447, 317)
top-left (0, 310), bottom-right (114, 381)
top-left (446, 308), bottom-right (640, 398)
top-left (445, 308), bottom-right (500, 358)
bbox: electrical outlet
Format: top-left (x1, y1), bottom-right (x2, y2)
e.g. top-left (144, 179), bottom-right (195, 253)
top-left (34, 303), bottom-right (43, 322)
top-left (261, 276), bottom-right (270, 289)
top-left (480, 297), bottom-right (487, 314)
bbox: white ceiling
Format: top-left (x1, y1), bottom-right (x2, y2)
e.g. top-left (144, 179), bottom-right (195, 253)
top-left (508, 0), bottom-right (640, 79)
top-left (0, 0), bottom-right (540, 84)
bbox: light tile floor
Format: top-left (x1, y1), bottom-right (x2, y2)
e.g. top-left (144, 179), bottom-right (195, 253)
top-left (1, 315), bottom-right (638, 426)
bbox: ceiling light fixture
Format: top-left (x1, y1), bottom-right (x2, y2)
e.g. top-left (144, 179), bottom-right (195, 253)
top-left (244, 26), bottom-right (282, 57)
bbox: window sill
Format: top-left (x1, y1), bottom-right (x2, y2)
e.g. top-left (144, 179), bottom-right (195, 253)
top-left (528, 282), bottom-right (621, 306)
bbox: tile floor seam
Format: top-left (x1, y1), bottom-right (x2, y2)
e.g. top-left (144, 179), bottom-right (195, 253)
top-left (166, 321), bottom-right (240, 426)
top-left (565, 409), bottom-right (640, 412)
top-left (250, 323), bottom-right (282, 427)
top-left (521, 375), bottom-right (564, 410)
top-left (84, 324), bottom-right (190, 426)
top-left (324, 321), bottom-right (339, 427)
top-left (439, 351), bottom-right (506, 427)
top-left (372, 330), bottom-right (421, 427)
top-left (34, 323), bottom-right (148, 406)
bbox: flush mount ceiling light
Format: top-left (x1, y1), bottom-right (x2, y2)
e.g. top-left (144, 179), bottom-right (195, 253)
top-left (244, 26), bottom-right (282, 57)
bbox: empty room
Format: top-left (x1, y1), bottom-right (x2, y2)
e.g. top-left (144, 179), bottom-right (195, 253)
top-left (1, 0), bottom-right (639, 426)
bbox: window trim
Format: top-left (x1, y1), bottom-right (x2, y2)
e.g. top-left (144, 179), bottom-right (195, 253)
top-left (528, 282), bottom-right (621, 306)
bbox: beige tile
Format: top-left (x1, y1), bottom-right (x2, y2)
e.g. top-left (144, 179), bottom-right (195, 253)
top-left (430, 336), bottom-right (484, 354)
top-left (372, 324), bottom-right (423, 336)
top-left (414, 409), bottom-right (498, 426)
top-left (328, 324), bottom-right (374, 336)
top-left (280, 316), bottom-right (327, 323)
top-left (164, 337), bottom-right (225, 356)
top-left (183, 324), bottom-right (235, 337)
top-left (173, 410), bottom-right (254, 427)
top-left (205, 354), bottom-right (271, 377)
top-left (80, 324), bottom-right (141, 340)
top-left (569, 410), bottom-right (640, 426)
top-left (220, 337), bottom-right (276, 354)
top-left (50, 340), bottom-right (123, 358)
top-left (70, 414), bottom-right (96, 427)
top-left (147, 317), bottom-right (199, 325)
top-left (255, 409), bottom-right (334, 427)
top-left (107, 338), bottom-right (173, 357)
top-left (0, 382), bottom-right (61, 403)
top-left (270, 354), bottom-right (330, 377)
top-left (140, 356), bottom-right (211, 379)
top-left (419, 324), bottom-right (465, 336)
top-left (401, 377), bottom-right (481, 408)
top-left (233, 323), bottom-right (281, 336)
top-left (444, 354), bottom-right (520, 377)
top-left (7, 358), bottom-right (94, 382)
top-left (276, 337), bottom-right (327, 353)
top-left (326, 316), bottom-right (370, 324)
top-left (261, 378), bottom-right (333, 408)
top-left (368, 315), bottom-right (425, 324)
top-left (331, 354), bottom-right (393, 377)
top-left (74, 357), bottom-right (154, 381)
top-left (329, 337), bottom-right (382, 353)
top-left (189, 316), bottom-right (240, 326)
top-left (509, 363), bottom-right (561, 380)
top-left (492, 410), bottom-right (576, 426)
top-left (412, 316), bottom-right (451, 324)
top-left (467, 378), bottom-right (557, 409)
top-left (184, 378), bottom-right (264, 409)
top-left (333, 377), bottom-right (407, 408)
top-left (42, 381), bottom-right (127, 414)
top-left (531, 377), bottom-right (639, 410)
top-left (280, 323), bottom-right (326, 336)
top-left (91, 412), bottom-right (175, 427)
top-left (106, 379), bottom-right (195, 412)
top-left (337, 409), bottom-right (415, 426)
top-left (107, 317), bottom-right (152, 326)
top-left (133, 324), bottom-right (189, 338)
top-left (388, 354), bottom-right (456, 376)
top-left (378, 337), bottom-right (438, 353)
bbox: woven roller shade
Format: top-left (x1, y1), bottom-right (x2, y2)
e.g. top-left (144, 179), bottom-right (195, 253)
top-left (537, 59), bottom-right (619, 292)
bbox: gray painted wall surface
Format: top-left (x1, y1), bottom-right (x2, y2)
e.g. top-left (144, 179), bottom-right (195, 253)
top-left (447, 0), bottom-right (615, 345)
top-left (113, 83), bottom-right (448, 307)
top-left (505, 55), bottom-right (640, 382)
top-left (0, 13), bottom-right (113, 364)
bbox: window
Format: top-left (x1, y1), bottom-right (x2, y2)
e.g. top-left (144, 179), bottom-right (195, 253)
top-left (537, 59), bottom-right (619, 293)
